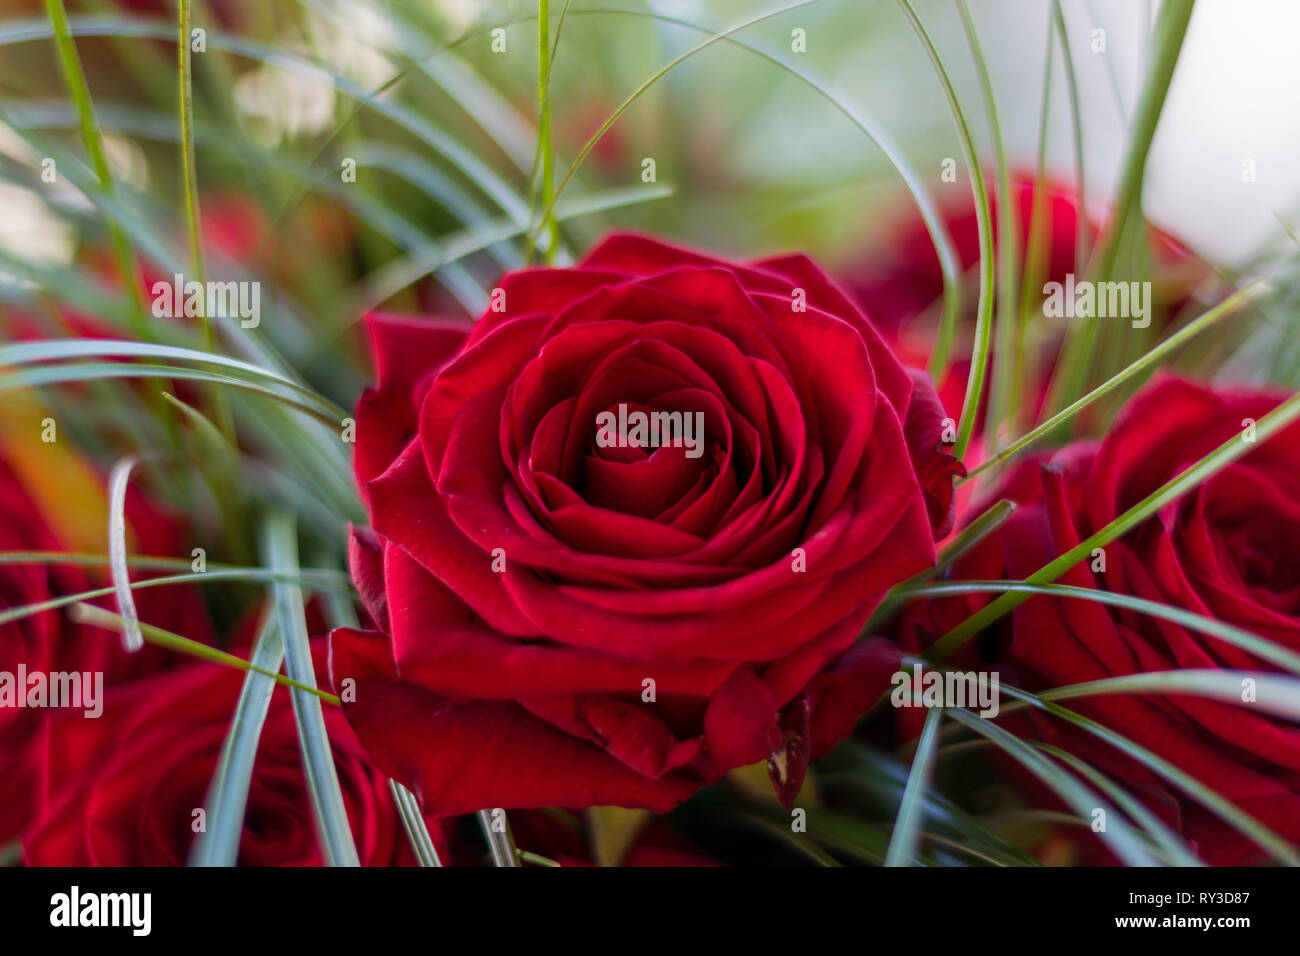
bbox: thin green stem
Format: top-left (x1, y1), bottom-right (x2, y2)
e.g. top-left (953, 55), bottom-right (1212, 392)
top-left (898, 0), bottom-right (993, 462)
top-left (70, 603), bottom-right (341, 704)
top-left (527, 0), bottom-right (824, 250)
top-left (42, 0), bottom-right (149, 334)
top-left (1051, 1), bottom-right (1089, 278)
top-left (958, 1), bottom-right (1018, 450)
top-left (1046, 0), bottom-right (1196, 414)
top-left (537, 0), bottom-right (558, 263)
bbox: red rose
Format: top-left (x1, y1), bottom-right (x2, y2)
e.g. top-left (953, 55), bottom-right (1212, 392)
top-left (896, 375), bottom-right (1300, 863)
top-left (331, 233), bottom-right (962, 815)
top-left (22, 641), bottom-right (421, 866)
top-left (845, 174), bottom-right (1201, 424)
top-left (0, 456), bottom-right (210, 844)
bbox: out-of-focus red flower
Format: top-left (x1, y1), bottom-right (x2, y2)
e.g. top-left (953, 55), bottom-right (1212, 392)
top-left (892, 375), bottom-right (1300, 864)
top-left (21, 640), bottom-right (427, 866)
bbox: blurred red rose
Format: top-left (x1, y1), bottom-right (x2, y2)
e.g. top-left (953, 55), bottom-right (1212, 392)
top-left (331, 232), bottom-right (962, 816)
top-left (0, 451), bottom-right (212, 845)
top-left (845, 175), bottom-right (1202, 423)
top-left (893, 375), bottom-right (1300, 864)
top-left (22, 639), bottom-right (424, 866)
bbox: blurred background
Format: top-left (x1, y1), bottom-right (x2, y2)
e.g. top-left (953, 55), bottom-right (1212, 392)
top-left (3, 0), bottom-right (1294, 548)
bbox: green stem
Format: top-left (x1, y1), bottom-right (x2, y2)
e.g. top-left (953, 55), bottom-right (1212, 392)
top-left (178, 0), bottom-right (237, 447)
top-left (537, 0), bottom-right (558, 264)
top-left (898, 0), bottom-right (993, 462)
top-left (1045, 0), bottom-right (1196, 415)
top-left (70, 603), bottom-right (341, 704)
top-left (1051, 1), bottom-right (1089, 276)
top-left (958, 1), bottom-right (1018, 451)
top-left (43, 0), bottom-right (149, 334)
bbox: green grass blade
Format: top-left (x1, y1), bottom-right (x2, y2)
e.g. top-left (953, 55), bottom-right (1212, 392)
top-left (0, 363), bottom-right (343, 429)
top-left (1041, 670), bottom-right (1300, 721)
top-left (106, 456), bottom-right (143, 652)
top-left (957, 1), bottom-right (1019, 448)
top-left (899, 580), bottom-right (1300, 675)
top-left (1046, 0), bottom-right (1196, 412)
top-left (191, 617), bottom-right (285, 867)
top-left (0, 569), bottom-right (351, 628)
top-left (69, 602), bottom-right (340, 703)
top-left (390, 781), bottom-right (442, 867)
top-left (884, 706), bottom-right (942, 867)
top-left (536, 0), bottom-right (558, 263)
top-left (931, 388), bottom-right (1300, 658)
top-left (477, 809), bottom-right (520, 867)
top-left (963, 281), bottom-right (1270, 481)
top-left (897, 0), bottom-right (993, 461)
top-left (41, 0), bottom-right (149, 334)
top-left (312, 560), bottom-right (441, 868)
top-left (1035, 743), bottom-right (1203, 866)
top-left (261, 511), bottom-right (360, 867)
top-left (992, 681), bottom-right (1299, 864)
top-left (946, 709), bottom-right (1160, 865)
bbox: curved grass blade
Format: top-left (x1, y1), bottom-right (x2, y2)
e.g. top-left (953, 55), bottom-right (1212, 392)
top-left (0, 339), bottom-right (331, 401)
top-left (106, 456), bottom-right (143, 652)
top-left (1035, 743), bottom-right (1202, 866)
top-left (1040, 670), bottom-right (1300, 722)
top-left (261, 511), bottom-right (360, 867)
top-left (191, 617), bottom-right (284, 867)
top-left (991, 680), bottom-right (1299, 864)
top-left (866, 500), bottom-right (1017, 631)
top-left (529, 5), bottom-right (960, 379)
top-left (884, 706), bottom-right (942, 867)
top-left (899, 580), bottom-right (1300, 675)
top-left (0, 549), bottom-right (349, 579)
top-left (931, 388), bottom-right (1300, 658)
top-left (957, 1), bottom-right (1019, 447)
top-left (897, 0), bottom-right (993, 461)
top-left (0, 363), bottom-right (344, 428)
top-left (946, 709), bottom-right (1160, 865)
top-left (0, 568), bottom-right (352, 628)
